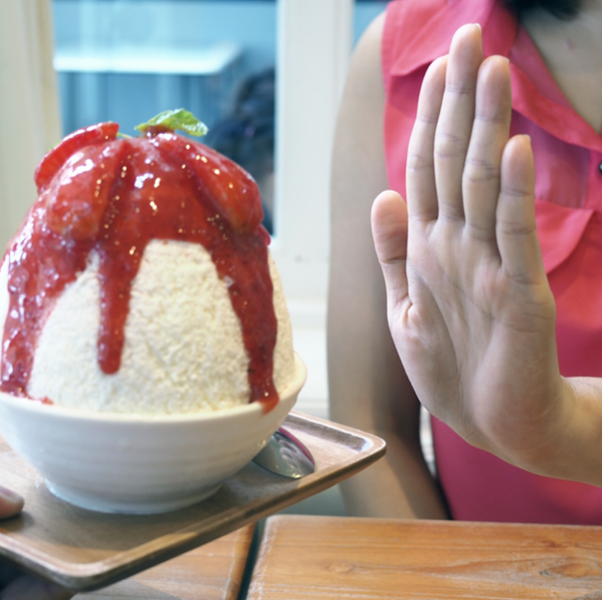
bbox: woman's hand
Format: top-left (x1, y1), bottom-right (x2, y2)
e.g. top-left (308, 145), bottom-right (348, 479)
top-left (371, 23), bottom-right (565, 472)
top-left (0, 486), bottom-right (23, 520)
top-left (0, 487), bottom-right (73, 600)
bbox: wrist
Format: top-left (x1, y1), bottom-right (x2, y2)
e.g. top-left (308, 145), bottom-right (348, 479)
top-left (486, 374), bottom-right (570, 479)
top-left (507, 376), bottom-right (602, 484)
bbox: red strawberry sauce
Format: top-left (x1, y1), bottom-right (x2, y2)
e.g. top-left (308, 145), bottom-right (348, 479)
top-left (0, 124), bottom-right (279, 411)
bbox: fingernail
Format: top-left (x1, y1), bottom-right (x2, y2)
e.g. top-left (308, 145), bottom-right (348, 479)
top-left (0, 486), bottom-right (23, 506)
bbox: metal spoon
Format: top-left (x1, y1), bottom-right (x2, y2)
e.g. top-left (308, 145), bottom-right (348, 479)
top-left (252, 427), bottom-right (315, 479)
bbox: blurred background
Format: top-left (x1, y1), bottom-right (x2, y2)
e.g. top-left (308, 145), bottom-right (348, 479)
top-left (53, 0), bottom-right (386, 137)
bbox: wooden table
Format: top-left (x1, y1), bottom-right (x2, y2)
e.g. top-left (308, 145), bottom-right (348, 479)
top-left (74, 524), bottom-right (254, 600)
top-left (247, 515), bottom-right (602, 599)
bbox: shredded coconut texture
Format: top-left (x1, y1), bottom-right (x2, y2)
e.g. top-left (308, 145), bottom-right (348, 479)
top-left (0, 239), bottom-right (295, 414)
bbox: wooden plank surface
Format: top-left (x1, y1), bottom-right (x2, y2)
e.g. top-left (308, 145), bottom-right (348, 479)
top-left (0, 412), bottom-right (385, 591)
top-left (74, 525), bottom-right (254, 600)
top-left (247, 515), bottom-right (602, 599)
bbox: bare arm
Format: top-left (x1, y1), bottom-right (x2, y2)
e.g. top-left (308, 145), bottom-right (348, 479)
top-left (328, 13), bottom-right (448, 519)
top-left (371, 23), bottom-right (602, 487)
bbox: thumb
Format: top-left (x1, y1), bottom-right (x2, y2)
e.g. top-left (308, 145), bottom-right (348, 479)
top-left (371, 190), bottom-right (409, 308)
top-left (0, 487), bottom-right (23, 520)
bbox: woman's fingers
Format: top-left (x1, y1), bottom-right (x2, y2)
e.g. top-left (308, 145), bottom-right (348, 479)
top-left (389, 21), bottom-right (540, 313)
top-left (463, 56), bottom-right (512, 243)
top-left (406, 55), bottom-right (447, 222)
top-left (0, 487), bottom-right (23, 520)
top-left (497, 135), bottom-right (543, 283)
top-left (434, 24), bottom-right (483, 222)
top-left (371, 190), bottom-right (410, 309)
top-left (408, 25), bottom-right (515, 235)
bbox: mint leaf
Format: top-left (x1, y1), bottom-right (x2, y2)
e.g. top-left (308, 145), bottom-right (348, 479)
top-left (135, 109), bottom-right (208, 137)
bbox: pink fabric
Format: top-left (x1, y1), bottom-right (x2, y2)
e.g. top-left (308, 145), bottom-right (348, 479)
top-left (383, 0), bottom-right (602, 524)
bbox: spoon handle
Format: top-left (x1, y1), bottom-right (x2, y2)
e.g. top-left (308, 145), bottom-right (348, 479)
top-left (252, 427), bottom-right (315, 479)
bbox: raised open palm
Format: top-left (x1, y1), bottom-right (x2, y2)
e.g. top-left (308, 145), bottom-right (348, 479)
top-left (372, 24), bottom-right (564, 471)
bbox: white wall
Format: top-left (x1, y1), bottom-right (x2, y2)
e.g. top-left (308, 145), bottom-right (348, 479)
top-left (271, 0), bottom-right (353, 417)
top-left (0, 0), bottom-right (62, 252)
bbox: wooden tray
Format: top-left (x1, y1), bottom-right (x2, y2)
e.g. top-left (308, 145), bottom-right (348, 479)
top-left (0, 411), bottom-right (385, 592)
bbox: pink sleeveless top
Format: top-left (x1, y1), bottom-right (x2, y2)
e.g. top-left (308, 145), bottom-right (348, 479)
top-left (383, 0), bottom-right (602, 524)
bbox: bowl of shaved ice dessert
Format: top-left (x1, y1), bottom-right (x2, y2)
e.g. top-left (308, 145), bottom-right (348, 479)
top-left (0, 110), bottom-right (306, 514)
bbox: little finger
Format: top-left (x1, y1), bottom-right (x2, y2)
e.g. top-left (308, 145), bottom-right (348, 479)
top-left (496, 135), bottom-right (544, 284)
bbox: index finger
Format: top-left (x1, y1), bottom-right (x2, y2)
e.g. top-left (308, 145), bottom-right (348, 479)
top-left (406, 54), bottom-right (447, 223)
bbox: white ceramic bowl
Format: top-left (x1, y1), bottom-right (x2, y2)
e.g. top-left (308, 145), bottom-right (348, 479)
top-left (0, 354), bottom-right (306, 514)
